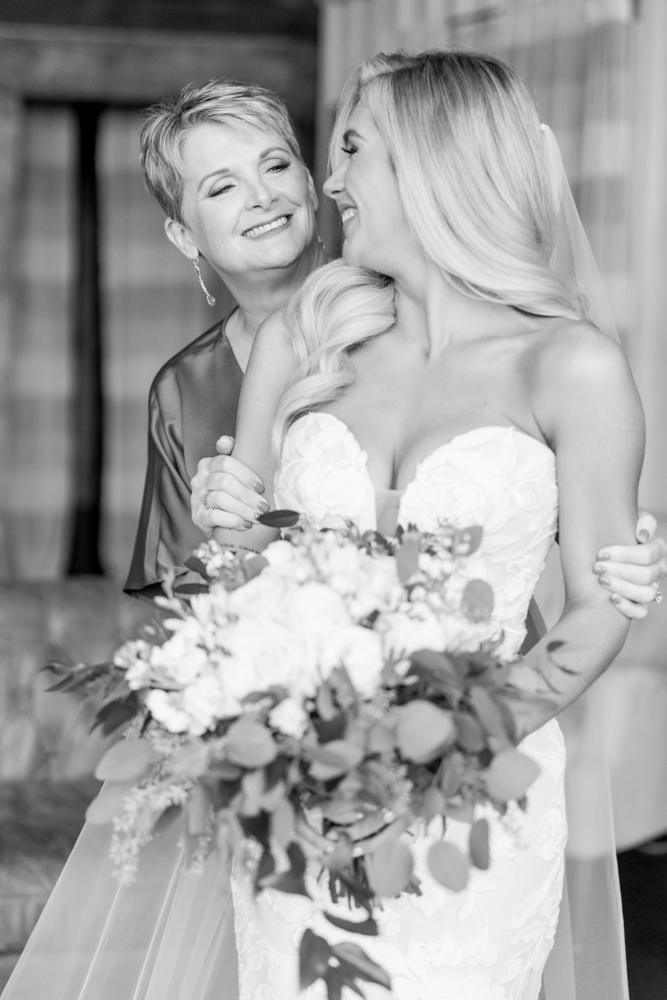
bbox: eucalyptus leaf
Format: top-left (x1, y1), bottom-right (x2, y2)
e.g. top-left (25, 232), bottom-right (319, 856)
top-left (469, 817), bottom-right (490, 870)
top-left (309, 740), bottom-right (364, 780)
top-left (257, 509), bottom-right (301, 528)
top-left (395, 533), bottom-right (421, 584)
top-left (226, 718), bottom-right (278, 768)
top-left (395, 701), bottom-right (456, 763)
top-left (486, 749), bottom-right (540, 802)
top-left (271, 797), bottom-right (295, 849)
top-left (332, 942), bottom-right (392, 989)
top-left (461, 579), bottom-right (494, 622)
top-left (469, 686), bottom-right (509, 743)
top-left (299, 929), bottom-right (332, 991)
top-left (325, 912), bottom-right (379, 936)
top-left (366, 836), bottom-right (413, 897)
top-left (94, 739), bottom-right (162, 782)
top-left (427, 840), bottom-right (469, 892)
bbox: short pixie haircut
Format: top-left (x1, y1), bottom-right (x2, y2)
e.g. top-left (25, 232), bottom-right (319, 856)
top-left (140, 79), bottom-right (302, 223)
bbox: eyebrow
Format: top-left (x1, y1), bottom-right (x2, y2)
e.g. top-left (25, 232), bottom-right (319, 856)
top-left (342, 129), bottom-right (363, 145)
top-left (196, 145), bottom-right (291, 194)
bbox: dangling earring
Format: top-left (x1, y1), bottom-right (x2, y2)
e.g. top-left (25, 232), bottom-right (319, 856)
top-left (316, 231), bottom-right (328, 256)
top-left (192, 255), bottom-right (216, 307)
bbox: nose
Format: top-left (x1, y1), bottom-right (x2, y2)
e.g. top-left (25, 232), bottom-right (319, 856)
top-left (323, 160), bottom-right (346, 201)
top-left (246, 173), bottom-right (277, 210)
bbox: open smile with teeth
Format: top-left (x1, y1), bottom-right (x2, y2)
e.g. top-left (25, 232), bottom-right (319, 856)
top-left (243, 215), bottom-right (290, 238)
top-left (341, 207), bottom-right (357, 223)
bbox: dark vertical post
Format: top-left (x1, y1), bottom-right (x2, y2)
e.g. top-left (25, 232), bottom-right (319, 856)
top-left (67, 103), bottom-right (104, 575)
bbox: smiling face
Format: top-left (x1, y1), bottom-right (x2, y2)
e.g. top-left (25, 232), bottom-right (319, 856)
top-left (323, 101), bottom-right (416, 278)
top-left (174, 121), bottom-right (318, 278)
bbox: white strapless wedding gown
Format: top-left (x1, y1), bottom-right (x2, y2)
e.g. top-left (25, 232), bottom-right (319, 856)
top-left (232, 413), bottom-right (567, 1000)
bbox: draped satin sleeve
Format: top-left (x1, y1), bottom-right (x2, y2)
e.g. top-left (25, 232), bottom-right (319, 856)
top-left (124, 318), bottom-right (243, 600)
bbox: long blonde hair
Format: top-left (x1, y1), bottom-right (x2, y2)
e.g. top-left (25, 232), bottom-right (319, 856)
top-left (274, 49), bottom-right (585, 450)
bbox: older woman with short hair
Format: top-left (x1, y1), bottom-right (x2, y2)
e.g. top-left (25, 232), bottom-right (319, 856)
top-left (124, 78), bottom-right (326, 599)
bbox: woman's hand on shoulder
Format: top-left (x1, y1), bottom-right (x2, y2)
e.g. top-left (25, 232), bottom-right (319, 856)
top-left (191, 436), bottom-right (269, 534)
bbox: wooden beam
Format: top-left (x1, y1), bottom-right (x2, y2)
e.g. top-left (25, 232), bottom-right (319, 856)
top-left (0, 24), bottom-right (316, 116)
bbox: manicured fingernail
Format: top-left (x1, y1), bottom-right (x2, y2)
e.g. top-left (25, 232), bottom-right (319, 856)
top-left (599, 574), bottom-right (610, 586)
top-left (254, 481), bottom-right (265, 494)
top-left (597, 551), bottom-right (610, 561)
top-left (593, 564), bottom-right (604, 575)
top-left (257, 498), bottom-right (270, 512)
top-left (639, 530), bottom-right (650, 543)
top-left (611, 593), bottom-right (621, 604)
top-left (243, 520), bottom-right (253, 529)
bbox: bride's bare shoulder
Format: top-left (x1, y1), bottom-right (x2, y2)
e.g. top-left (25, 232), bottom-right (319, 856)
top-left (527, 317), bottom-right (642, 439)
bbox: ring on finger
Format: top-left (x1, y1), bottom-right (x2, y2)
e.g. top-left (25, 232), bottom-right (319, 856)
top-left (654, 585), bottom-right (663, 604)
top-left (203, 489), bottom-right (214, 511)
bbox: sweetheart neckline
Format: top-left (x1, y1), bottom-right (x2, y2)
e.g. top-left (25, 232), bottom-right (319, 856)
top-left (291, 411), bottom-right (555, 496)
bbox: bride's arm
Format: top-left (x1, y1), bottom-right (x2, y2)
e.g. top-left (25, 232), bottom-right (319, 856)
top-left (212, 310), bottom-right (298, 553)
top-left (508, 324), bottom-right (644, 739)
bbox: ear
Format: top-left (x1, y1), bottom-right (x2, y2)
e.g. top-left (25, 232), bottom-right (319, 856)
top-left (306, 171), bottom-right (319, 214)
top-left (164, 217), bottom-right (199, 262)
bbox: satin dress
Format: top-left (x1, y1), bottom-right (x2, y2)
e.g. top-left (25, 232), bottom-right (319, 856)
top-left (124, 317), bottom-right (243, 601)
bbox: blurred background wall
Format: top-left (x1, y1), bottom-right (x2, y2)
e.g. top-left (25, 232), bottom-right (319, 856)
top-left (0, 0), bottom-right (317, 582)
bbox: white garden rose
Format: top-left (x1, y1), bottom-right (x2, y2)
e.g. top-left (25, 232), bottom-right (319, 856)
top-left (182, 673), bottom-right (232, 735)
top-left (263, 540), bottom-right (315, 583)
top-left (378, 606), bottom-right (447, 659)
top-left (145, 689), bottom-right (191, 734)
top-left (227, 569), bottom-right (297, 621)
top-left (269, 697), bottom-right (310, 739)
top-left (222, 617), bottom-right (318, 700)
top-left (149, 620), bottom-right (209, 686)
top-left (114, 639), bottom-right (152, 690)
top-left (284, 582), bottom-right (353, 648)
top-left (321, 626), bottom-right (385, 698)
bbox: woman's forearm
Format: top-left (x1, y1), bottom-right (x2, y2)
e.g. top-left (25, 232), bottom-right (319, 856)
top-left (506, 600), bottom-right (630, 741)
top-left (212, 523), bottom-right (279, 553)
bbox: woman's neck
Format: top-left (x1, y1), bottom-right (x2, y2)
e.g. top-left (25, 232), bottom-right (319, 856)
top-left (393, 262), bottom-right (521, 358)
top-left (223, 239), bottom-right (328, 370)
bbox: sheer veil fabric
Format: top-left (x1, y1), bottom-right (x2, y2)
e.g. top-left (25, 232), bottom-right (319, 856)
top-left (3, 127), bottom-right (627, 1000)
top-left (540, 123), bottom-right (628, 1000)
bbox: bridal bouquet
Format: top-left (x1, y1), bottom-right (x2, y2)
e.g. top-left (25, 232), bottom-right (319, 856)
top-left (49, 516), bottom-right (544, 999)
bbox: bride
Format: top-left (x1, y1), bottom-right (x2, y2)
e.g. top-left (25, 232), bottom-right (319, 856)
top-left (206, 49), bottom-right (642, 999)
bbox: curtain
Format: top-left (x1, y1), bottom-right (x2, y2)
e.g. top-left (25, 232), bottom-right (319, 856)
top-left (317, 0), bottom-right (667, 847)
top-left (1, 105), bottom-right (235, 583)
top-left (4, 106), bottom-right (76, 580)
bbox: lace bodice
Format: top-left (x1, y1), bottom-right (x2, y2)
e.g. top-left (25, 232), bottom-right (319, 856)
top-left (275, 412), bottom-right (558, 657)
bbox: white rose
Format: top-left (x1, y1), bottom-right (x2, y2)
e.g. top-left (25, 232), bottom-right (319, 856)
top-left (263, 540), bottom-right (315, 583)
top-left (228, 570), bottom-right (296, 621)
top-left (284, 582), bottom-right (353, 648)
top-left (222, 617), bottom-right (318, 700)
top-left (348, 556), bottom-right (403, 619)
top-left (149, 625), bottom-right (209, 686)
top-left (182, 673), bottom-right (233, 735)
top-left (321, 626), bottom-right (385, 698)
top-left (145, 689), bottom-right (191, 734)
top-left (378, 606), bottom-right (447, 659)
top-left (269, 697), bottom-right (310, 739)
top-left (114, 639), bottom-right (152, 689)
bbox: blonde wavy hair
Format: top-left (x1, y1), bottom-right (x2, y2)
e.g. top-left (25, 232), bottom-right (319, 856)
top-left (274, 49), bottom-right (586, 451)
